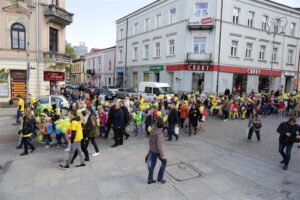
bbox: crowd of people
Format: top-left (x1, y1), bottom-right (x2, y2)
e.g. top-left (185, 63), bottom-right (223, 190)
top-left (12, 87), bottom-right (300, 184)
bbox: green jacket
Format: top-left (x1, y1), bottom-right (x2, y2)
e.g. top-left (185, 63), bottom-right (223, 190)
top-left (135, 112), bottom-right (143, 126)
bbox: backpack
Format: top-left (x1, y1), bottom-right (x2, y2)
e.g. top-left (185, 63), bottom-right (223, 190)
top-left (253, 117), bottom-right (262, 129)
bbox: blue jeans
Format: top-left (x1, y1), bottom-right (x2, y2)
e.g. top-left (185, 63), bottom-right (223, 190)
top-left (147, 152), bottom-right (167, 183)
top-left (168, 124), bottom-right (177, 140)
top-left (278, 141), bottom-right (293, 166)
top-left (16, 110), bottom-right (22, 124)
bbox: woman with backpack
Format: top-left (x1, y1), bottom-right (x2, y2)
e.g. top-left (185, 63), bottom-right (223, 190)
top-left (247, 109), bottom-right (262, 142)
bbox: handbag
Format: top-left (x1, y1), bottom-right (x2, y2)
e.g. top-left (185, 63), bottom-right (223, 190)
top-left (175, 126), bottom-right (179, 135)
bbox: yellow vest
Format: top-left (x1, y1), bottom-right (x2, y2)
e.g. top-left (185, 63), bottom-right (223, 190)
top-left (71, 120), bottom-right (83, 142)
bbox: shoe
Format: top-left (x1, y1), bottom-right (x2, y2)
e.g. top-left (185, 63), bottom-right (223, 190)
top-left (175, 136), bottom-right (179, 141)
top-left (280, 160), bottom-right (284, 164)
top-left (31, 147), bottom-right (36, 153)
top-left (59, 164), bottom-right (70, 170)
top-left (148, 180), bottom-right (156, 184)
top-left (76, 163), bottom-right (86, 167)
top-left (84, 158), bottom-right (90, 162)
top-left (64, 148), bottom-right (70, 152)
top-left (223, 119), bottom-right (228, 122)
top-left (20, 152), bottom-right (28, 156)
top-left (157, 179), bottom-right (167, 184)
top-left (125, 134), bottom-right (130, 140)
top-left (283, 165), bottom-right (288, 170)
top-left (16, 146), bottom-right (22, 149)
top-left (111, 144), bottom-right (118, 148)
top-left (92, 152), bottom-right (100, 157)
top-left (44, 145), bottom-right (50, 148)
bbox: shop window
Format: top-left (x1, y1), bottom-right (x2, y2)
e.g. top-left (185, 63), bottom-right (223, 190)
top-left (144, 72), bottom-right (150, 82)
top-left (233, 74), bottom-right (247, 95)
top-left (11, 23), bottom-right (26, 50)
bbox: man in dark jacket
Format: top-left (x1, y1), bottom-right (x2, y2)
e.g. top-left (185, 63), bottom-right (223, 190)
top-left (120, 101), bottom-right (130, 140)
top-left (111, 102), bottom-right (126, 148)
top-left (105, 103), bottom-right (116, 139)
top-left (167, 103), bottom-right (179, 141)
top-left (276, 117), bottom-right (300, 170)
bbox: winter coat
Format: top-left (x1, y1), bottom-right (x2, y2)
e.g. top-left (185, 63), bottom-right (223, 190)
top-left (149, 127), bottom-right (165, 159)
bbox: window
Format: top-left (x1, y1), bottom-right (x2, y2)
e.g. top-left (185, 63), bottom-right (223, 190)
top-left (145, 87), bottom-right (152, 93)
top-left (232, 8), bottom-right (240, 24)
top-left (262, 15), bottom-right (268, 30)
top-left (259, 46), bottom-right (266, 60)
top-left (272, 48), bottom-right (278, 62)
top-left (195, 3), bottom-right (208, 17)
top-left (133, 46), bottom-right (138, 60)
top-left (109, 78), bottom-right (111, 85)
top-left (109, 60), bottom-right (112, 70)
top-left (156, 13), bottom-right (162, 28)
top-left (248, 11), bottom-right (254, 27)
top-left (287, 49), bottom-right (294, 64)
top-left (230, 41), bottom-right (238, 57)
top-left (155, 42), bottom-right (161, 57)
top-left (245, 43), bottom-right (252, 59)
top-left (11, 23), bottom-right (26, 50)
top-left (145, 18), bottom-right (150, 32)
top-left (168, 39), bottom-right (175, 55)
top-left (193, 37), bottom-right (206, 53)
top-left (144, 72), bottom-right (150, 82)
top-left (51, 0), bottom-right (59, 5)
top-left (290, 23), bottom-right (296, 36)
top-left (38, 96), bottom-right (49, 104)
top-left (274, 18), bottom-right (280, 33)
top-left (170, 8), bottom-right (176, 24)
top-left (133, 23), bottom-right (138, 35)
top-left (144, 45), bottom-right (149, 59)
top-left (118, 49), bottom-right (123, 62)
top-left (120, 29), bottom-right (123, 40)
top-left (49, 27), bottom-right (58, 52)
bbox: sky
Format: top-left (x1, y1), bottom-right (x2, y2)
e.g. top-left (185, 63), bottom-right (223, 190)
top-left (66, 0), bottom-right (300, 50)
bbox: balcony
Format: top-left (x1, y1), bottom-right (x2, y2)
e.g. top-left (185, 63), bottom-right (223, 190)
top-left (43, 52), bottom-right (72, 65)
top-left (186, 52), bottom-right (212, 64)
top-left (86, 69), bottom-right (95, 75)
top-left (44, 4), bottom-right (73, 27)
top-left (188, 16), bottom-right (214, 31)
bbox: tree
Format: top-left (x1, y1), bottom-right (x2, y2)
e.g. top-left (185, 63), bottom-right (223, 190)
top-left (65, 41), bottom-right (77, 61)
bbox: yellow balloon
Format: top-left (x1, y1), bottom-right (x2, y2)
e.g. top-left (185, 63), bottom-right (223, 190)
top-left (132, 113), bottom-right (136, 120)
top-left (147, 126), bottom-right (152, 132)
top-left (163, 116), bottom-right (168, 123)
top-left (157, 111), bottom-right (162, 117)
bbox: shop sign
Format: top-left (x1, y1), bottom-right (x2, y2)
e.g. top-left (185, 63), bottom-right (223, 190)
top-left (150, 65), bottom-right (164, 71)
top-left (189, 17), bottom-right (214, 26)
top-left (11, 70), bottom-right (27, 81)
top-left (116, 67), bottom-right (124, 73)
top-left (247, 68), bottom-right (261, 75)
top-left (284, 72), bottom-right (295, 76)
top-left (188, 64), bottom-right (210, 71)
top-left (44, 71), bottom-right (65, 81)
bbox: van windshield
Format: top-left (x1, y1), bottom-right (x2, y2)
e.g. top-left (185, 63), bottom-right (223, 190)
top-left (159, 87), bottom-right (173, 94)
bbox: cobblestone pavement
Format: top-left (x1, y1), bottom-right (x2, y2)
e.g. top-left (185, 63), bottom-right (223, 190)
top-left (0, 108), bottom-right (299, 200)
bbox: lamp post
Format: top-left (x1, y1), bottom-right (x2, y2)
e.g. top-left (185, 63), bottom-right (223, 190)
top-left (266, 17), bottom-right (287, 92)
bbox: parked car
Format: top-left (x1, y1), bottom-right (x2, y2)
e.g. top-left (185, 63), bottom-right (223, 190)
top-left (36, 95), bottom-right (70, 115)
top-left (116, 88), bottom-right (138, 99)
top-left (95, 88), bottom-right (114, 100)
top-left (102, 86), bottom-right (119, 97)
top-left (138, 82), bottom-right (173, 100)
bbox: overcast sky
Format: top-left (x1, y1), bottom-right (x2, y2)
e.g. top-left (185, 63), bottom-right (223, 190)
top-left (66, 0), bottom-right (300, 50)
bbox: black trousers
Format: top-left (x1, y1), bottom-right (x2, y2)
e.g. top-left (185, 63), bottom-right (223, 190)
top-left (223, 111), bottom-right (229, 119)
top-left (180, 118), bottom-right (186, 128)
top-left (22, 137), bottom-right (35, 153)
top-left (86, 137), bottom-right (99, 153)
top-left (114, 128), bottom-right (124, 145)
top-left (247, 128), bottom-right (261, 141)
top-left (72, 139), bottom-right (89, 163)
top-left (106, 122), bottom-right (112, 137)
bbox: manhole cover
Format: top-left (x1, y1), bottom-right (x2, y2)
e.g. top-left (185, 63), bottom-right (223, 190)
top-left (166, 163), bottom-right (201, 181)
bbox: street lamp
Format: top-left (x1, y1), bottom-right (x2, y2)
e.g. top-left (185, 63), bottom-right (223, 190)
top-left (266, 17), bottom-right (287, 92)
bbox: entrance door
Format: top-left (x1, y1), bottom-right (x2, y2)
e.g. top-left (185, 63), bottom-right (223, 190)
top-left (155, 72), bottom-right (160, 82)
top-left (167, 72), bottom-right (174, 87)
top-left (10, 70), bottom-right (27, 99)
top-left (258, 76), bottom-right (269, 93)
top-left (132, 72), bottom-right (138, 90)
top-left (285, 76), bottom-right (293, 93)
top-left (50, 81), bottom-right (58, 94)
top-left (233, 74), bottom-right (247, 95)
top-left (192, 73), bottom-right (204, 92)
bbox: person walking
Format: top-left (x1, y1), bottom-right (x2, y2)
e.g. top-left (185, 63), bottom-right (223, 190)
top-left (222, 98), bottom-right (229, 121)
top-left (60, 111), bottom-right (86, 169)
top-left (179, 101), bottom-right (189, 129)
top-left (145, 108), bottom-right (153, 136)
top-left (247, 109), bottom-right (262, 142)
top-left (188, 104), bottom-right (200, 136)
top-left (146, 118), bottom-right (167, 184)
top-left (14, 95), bottom-right (24, 126)
top-left (167, 103), bottom-right (179, 141)
top-left (20, 110), bottom-right (35, 156)
top-left (276, 117), bottom-right (300, 170)
top-left (120, 101), bottom-right (130, 140)
top-left (111, 102), bottom-right (126, 148)
top-left (85, 106), bottom-right (100, 157)
top-left (105, 103), bottom-right (116, 139)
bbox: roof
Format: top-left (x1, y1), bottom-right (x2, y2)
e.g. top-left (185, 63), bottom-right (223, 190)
top-left (90, 48), bottom-right (101, 53)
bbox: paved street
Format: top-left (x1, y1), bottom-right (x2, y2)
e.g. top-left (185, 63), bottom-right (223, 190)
top-left (0, 108), bottom-right (300, 200)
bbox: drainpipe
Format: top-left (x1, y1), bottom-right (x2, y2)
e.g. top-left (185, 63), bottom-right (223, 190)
top-left (123, 18), bottom-right (129, 87)
top-left (216, 0), bottom-right (223, 96)
top-left (36, 0), bottom-right (40, 97)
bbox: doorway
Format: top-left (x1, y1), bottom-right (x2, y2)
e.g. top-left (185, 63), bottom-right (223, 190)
top-left (155, 72), bottom-right (160, 82)
top-left (167, 72), bottom-right (174, 87)
top-left (50, 81), bottom-right (58, 94)
top-left (192, 73), bottom-right (204, 92)
top-left (132, 72), bottom-right (138, 90)
top-left (233, 74), bottom-right (247, 95)
top-left (285, 76), bottom-right (293, 93)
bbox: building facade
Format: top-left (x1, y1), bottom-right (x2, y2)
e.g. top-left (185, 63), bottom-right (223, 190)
top-left (74, 42), bottom-right (88, 59)
top-left (0, 0), bottom-right (73, 103)
top-left (116, 0), bottom-right (300, 94)
top-left (85, 47), bottom-right (115, 87)
top-left (71, 56), bottom-right (85, 83)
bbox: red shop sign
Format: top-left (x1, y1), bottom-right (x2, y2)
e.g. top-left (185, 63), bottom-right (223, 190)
top-left (44, 71), bottom-right (65, 81)
top-left (201, 17), bottom-right (213, 25)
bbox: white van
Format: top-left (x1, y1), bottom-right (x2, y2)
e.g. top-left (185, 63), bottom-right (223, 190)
top-left (138, 82), bottom-right (173, 100)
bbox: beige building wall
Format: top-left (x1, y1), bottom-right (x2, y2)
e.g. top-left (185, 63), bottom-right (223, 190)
top-left (0, 0), bottom-right (73, 103)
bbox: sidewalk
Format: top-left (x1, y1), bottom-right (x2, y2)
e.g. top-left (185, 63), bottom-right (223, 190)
top-left (0, 107), bottom-right (16, 116)
top-left (0, 133), bottom-right (299, 200)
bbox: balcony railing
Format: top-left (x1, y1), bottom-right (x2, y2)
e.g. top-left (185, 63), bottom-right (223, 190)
top-left (44, 52), bottom-right (72, 65)
top-left (188, 16), bottom-right (214, 30)
top-left (86, 69), bottom-right (95, 75)
top-left (186, 52), bottom-right (212, 63)
top-left (44, 4), bottom-right (73, 27)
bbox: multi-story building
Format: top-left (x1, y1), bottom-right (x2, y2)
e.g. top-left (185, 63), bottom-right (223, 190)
top-left (74, 42), bottom-right (88, 59)
top-left (0, 0), bottom-right (73, 103)
top-left (116, 0), bottom-right (300, 94)
top-left (85, 46), bottom-right (116, 87)
top-left (71, 56), bottom-right (85, 84)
